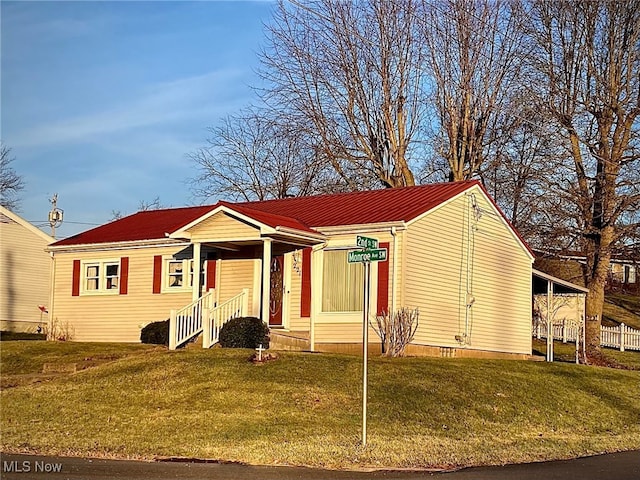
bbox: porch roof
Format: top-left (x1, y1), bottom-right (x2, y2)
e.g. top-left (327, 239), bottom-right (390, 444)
top-left (533, 269), bottom-right (589, 295)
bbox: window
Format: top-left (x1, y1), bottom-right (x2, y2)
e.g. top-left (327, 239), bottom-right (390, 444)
top-left (165, 259), bottom-right (194, 290)
top-left (82, 260), bottom-right (120, 294)
top-left (322, 250), bottom-right (363, 312)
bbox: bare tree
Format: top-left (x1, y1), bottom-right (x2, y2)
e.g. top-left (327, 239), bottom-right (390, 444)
top-left (110, 196), bottom-right (165, 221)
top-left (481, 94), bottom-right (561, 242)
top-left (259, 0), bottom-right (428, 189)
top-left (137, 196), bottom-right (164, 212)
top-left (422, 0), bottom-right (527, 181)
top-left (527, 0), bottom-right (640, 359)
top-left (190, 108), bottom-right (351, 202)
top-left (0, 144), bottom-right (25, 211)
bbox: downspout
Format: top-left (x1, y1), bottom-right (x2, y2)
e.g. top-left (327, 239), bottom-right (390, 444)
top-left (391, 227), bottom-right (398, 315)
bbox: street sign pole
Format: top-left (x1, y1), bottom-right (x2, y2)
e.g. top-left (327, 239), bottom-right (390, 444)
top-left (349, 235), bottom-right (388, 448)
top-left (362, 260), bottom-right (370, 447)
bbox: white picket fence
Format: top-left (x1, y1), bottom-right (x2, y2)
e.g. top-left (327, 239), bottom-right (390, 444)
top-left (600, 324), bottom-right (640, 352)
top-left (534, 321), bottom-right (640, 352)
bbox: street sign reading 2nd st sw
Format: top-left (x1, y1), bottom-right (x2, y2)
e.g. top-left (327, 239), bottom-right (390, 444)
top-left (356, 235), bottom-right (378, 250)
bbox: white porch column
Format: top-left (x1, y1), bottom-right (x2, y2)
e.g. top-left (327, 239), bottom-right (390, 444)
top-left (192, 242), bottom-right (202, 302)
top-left (261, 238), bottom-right (272, 323)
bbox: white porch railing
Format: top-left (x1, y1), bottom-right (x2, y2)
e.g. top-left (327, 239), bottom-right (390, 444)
top-left (169, 290), bottom-right (216, 350)
top-left (534, 321), bottom-right (640, 352)
top-left (202, 288), bottom-right (249, 348)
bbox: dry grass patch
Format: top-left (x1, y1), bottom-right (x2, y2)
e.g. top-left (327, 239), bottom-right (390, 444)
top-left (1, 344), bottom-right (639, 469)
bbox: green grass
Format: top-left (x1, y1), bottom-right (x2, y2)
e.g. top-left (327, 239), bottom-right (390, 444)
top-left (532, 338), bottom-right (640, 369)
top-left (2, 342), bottom-right (639, 469)
top-left (604, 293), bottom-right (640, 330)
top-left (0, 341), bottom-right (158, 388)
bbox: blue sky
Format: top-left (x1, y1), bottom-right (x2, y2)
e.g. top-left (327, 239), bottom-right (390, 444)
top-left (1, 0), bottom-right (274, 238)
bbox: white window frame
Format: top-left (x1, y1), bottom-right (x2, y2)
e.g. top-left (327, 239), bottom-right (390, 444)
top-left (321, 249), bottom-right (364, 313)
top-left (314, 243), bottom-right (380, 323)
top-left (81, 259), bottom-right (120, 295)
top-left (162, 257), bottom-right (194, 293)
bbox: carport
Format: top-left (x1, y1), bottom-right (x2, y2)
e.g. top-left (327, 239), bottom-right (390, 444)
top-left (533, 269), bottom-right (590, 362)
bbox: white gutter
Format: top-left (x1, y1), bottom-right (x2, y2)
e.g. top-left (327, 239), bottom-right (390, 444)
top-left (47, 239), bottom-right (189, 253)
top-left (274, 226), bottom-right (326, 242)
top-left (315, 221), bottom-right (407, 235)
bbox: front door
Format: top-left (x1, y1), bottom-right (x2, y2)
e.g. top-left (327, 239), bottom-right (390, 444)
top-left (269, 255), bottom-right (284, 326)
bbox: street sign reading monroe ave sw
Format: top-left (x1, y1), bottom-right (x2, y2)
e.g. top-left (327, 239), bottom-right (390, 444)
top-left (347, 248), bottom-right (388, 263)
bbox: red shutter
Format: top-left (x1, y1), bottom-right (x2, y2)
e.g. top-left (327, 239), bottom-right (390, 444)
top-left (301, 248), bottom-right (312, 317)
top-left (72, 259), bottom-right (81, 297)
top-left (377, 242), bottom-right (390, 316)
top-left (206, 259), bottom-right (217, 290)
top-left (152, 255), bottom-right (162, 294)
top-left (119, 257), bottom-right (129, 295)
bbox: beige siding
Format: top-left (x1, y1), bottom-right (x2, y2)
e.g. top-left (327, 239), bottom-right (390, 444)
top-left (218, 257), bottom-right (256, 312)
top-left (0, 218), bottom-right (52, 331)
top-left (315, 322), bottom-right (378, 343)
top-left (403, 187), bottom-right (532, 355)
top-left (51, 246), bottom-right (193, 342)
top-left (188, 212), bottom-right (259, 242)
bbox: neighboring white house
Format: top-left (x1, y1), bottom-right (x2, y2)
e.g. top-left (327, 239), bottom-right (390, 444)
top-left (0, 206), bottom-right (54, 332)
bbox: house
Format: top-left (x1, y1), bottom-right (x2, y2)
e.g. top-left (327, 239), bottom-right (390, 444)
top-left (0, 205), bottom-right (54, 333)
top-left (47, 180), bottom-right (537, 358)
top-left (534, 249), bottom-right (638, 293)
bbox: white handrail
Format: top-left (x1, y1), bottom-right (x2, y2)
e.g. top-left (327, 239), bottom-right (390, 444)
top-left (203, 288), bottom-right (249, 348)
top-left (169, 289), bottom-right (215, 350)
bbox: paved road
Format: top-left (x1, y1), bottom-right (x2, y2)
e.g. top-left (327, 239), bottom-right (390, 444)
top-left (1, 451), bottom-right (638, 480)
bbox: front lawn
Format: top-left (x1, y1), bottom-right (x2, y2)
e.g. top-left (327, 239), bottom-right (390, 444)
top-left (604, 293), bottom-right (640, 329)
top-left (1, 342), bottom-right (639, 469)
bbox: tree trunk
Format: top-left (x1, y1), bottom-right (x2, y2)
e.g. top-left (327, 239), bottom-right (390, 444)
top-left (583, 226), bottom-right (614, 357)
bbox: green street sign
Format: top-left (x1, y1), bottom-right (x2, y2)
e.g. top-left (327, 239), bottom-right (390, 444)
top-left (347, 248), bottom-right (388, 263)
top-left (356, 235), bottom-right (378, 250)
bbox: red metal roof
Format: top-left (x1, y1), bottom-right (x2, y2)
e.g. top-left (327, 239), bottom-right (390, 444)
top-left (53, 205), bottom-right (216, 246)
top-left (53, 181), bottom-right (532, 253)
top-left (233, 181), bottom-right (477, 227)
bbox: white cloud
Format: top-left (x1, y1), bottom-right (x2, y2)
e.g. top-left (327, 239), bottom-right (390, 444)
top-left (8, 69), bottom-right (248, 149)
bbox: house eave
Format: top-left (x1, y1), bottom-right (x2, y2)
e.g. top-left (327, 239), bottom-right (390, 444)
top-left (274, 226), bottom-right (326, 242)
top-left (46, 238), bottom-right (189, 254)
top-left (314, 221), bottom-right (407, 235)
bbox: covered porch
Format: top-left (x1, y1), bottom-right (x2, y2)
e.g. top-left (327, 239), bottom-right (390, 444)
top-left (532, 269), bottom-right (589, 362)
top-left (166, 205), bottom-right (324, 349)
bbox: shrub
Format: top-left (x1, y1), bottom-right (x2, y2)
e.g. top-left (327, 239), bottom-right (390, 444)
top-left (219, 317), bottom-right (269, 349)
top-left (140, 319), bottom-right (169, 346)
top-left (371, 307), bottom-right (419, 357)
